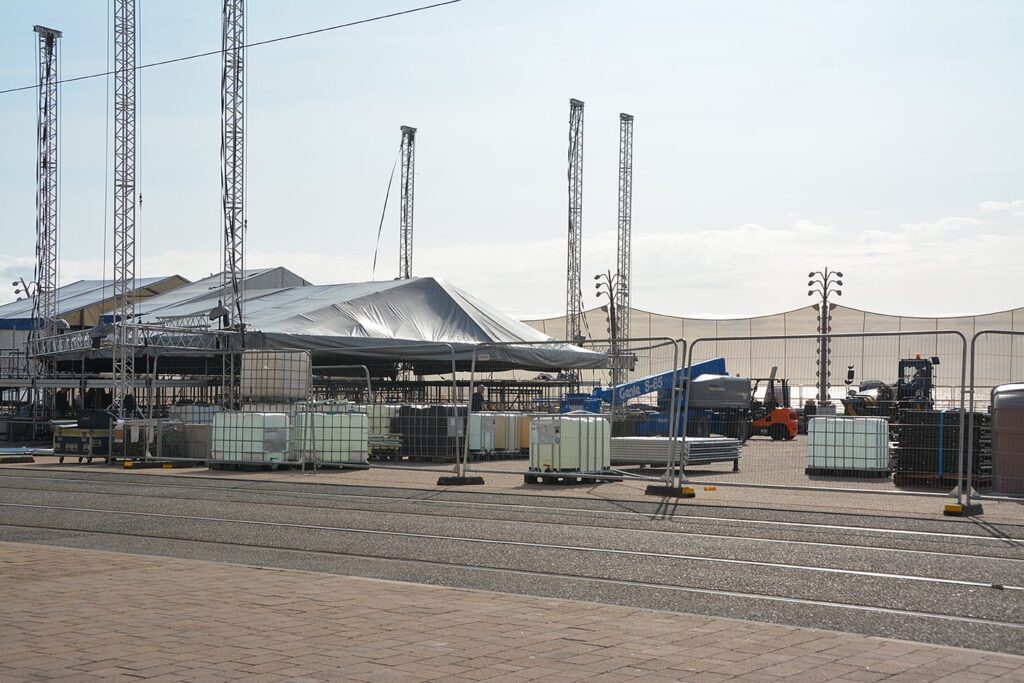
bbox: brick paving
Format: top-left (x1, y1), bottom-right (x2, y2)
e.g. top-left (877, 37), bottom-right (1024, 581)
top-left (2, 543), bottom-right (1023, 682)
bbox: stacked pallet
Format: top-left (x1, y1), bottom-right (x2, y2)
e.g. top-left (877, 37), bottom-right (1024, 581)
top-left (893, 410), bottom-right (991, 490)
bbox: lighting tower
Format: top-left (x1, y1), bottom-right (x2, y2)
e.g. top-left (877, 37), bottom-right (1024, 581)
top-left (808, 268), bottom-right (843, 405)
top-left (221, 0), bottom-right (245, 327)
top-left (111, 0), bottom-right (138, 413)
top-left (566, 98), bottom-right (584, 342)
top-left (614, 113), bottom-right (633, 351)
top-left (399, 125), bottom-right (416, 280)
top-left (31, 25), bottom-right (62, 344)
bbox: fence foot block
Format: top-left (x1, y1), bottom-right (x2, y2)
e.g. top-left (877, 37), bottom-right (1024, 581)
top-left (437, 476), bottom-right (485, 486)
top-left (944, 503), bottom-right (984, 517)
top-left (645, 485), bottom-right (696, 498)
top-left (0, 456), bottom-right (34, 464)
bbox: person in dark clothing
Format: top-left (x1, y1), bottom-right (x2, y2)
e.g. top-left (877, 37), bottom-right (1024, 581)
top-left (471, 385), bottom-right (485, 411)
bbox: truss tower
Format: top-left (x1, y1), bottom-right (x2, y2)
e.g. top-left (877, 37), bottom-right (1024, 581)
top-left (566, 99), bottom-right (584, 343)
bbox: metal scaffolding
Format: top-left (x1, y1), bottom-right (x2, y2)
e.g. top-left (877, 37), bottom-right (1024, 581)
top-left (221, 0), bottom-right (245, 328)
top-left (112, 0), bottom-right (138, 412)
top-left (566, 98), bottom-right (584, 343)
top-left (31, 25), bottom-right (62, 344)
top-left (615, 113), bottom-right (634, 349)
top-left (399, 125), bottom-right (416, 280)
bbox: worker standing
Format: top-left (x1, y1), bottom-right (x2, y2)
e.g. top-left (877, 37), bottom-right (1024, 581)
top-left (471, 385), bottom-right (486, 412)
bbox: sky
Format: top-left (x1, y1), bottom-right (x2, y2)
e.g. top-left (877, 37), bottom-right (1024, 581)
top-left (0, 0), bottom-right (1021, 319)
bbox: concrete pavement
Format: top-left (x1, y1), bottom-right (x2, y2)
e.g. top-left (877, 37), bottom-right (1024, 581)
top-left (3, 542), bottom-right (1023, 683)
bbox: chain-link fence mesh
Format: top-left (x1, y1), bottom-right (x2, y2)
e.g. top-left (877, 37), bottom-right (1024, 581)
top-left (452, 338), bottom-right (681, 483)
top-left (680, 331), bottom-right (969, 495)
top-left (967, 330), bottom-right (1024, 501)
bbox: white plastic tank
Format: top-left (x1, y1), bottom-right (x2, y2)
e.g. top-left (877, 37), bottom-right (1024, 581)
top-left (492, 413), bottom-right (520, 452)
top-left (807, 416), bottom-right (889, 471)
top-left (212, 412), bottom-right (290, 463)
top-left (530, 414), bottom-right (610, 472)
top-left (240, 350), bottom-right (311, 400)
top-left (468, 413), bottom-right (497, 452)
top-left (293, 412), bottom-right (369, 464)
top-left (353, 404), bottom-right (400, 435)
top-left (168, 404), bottom-right (221, 425)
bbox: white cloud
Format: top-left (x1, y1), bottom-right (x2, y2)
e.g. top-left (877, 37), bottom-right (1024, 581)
top-left (978, 199), bottom-right (1024, 213)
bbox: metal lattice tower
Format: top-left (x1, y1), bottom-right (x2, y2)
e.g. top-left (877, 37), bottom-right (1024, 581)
top-left (566, 98), bottom-right (584, 342)
top-left (399, 125), bottom-right (416, 280)
top-left (614, 113), bottom-right (634, 347)
top-left (112, 0), bottom-right (137, 411)
top-left (31, 26), bottom-right (62, 344)
top-left (222, 0), bottom-right (245, 327)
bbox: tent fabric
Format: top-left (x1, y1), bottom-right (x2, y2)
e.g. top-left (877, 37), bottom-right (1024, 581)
top-left (128, 267), bottom-right (312, 321)
top-left (142, 276), bottom-right (606, 370)
top-left (0, 276), bottom-right (186, 330)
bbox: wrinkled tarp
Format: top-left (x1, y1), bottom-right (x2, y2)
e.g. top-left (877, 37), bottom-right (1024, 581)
top-left (61, 276), bottom-right (606, 371)
top-left (238, 277), bottom-right (607, 370)
top-left (0, 276), bottom-right (179, 330)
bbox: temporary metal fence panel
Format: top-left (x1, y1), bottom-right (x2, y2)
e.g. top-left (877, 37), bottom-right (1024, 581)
top-left (302, 343), bottom-right (464, 475)
top-left (967, 330), bottom-right (1024, 502)
top-left (679, 330), bottom-right (969, 499)
top-left (457, 337), bottom-right (684, 484)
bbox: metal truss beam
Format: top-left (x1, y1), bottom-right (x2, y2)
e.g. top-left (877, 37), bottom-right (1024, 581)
top-left (399, 125), bottom-right (416, 280)
top-left (112, 0), bottom-right (138, 412)
top-left (32, 25), bottom-right (61, 347)
top-left (222, 0), bottom-right (245, 327)
top-left (566, 98), bottom-right (584, 343)
top-left (615, 113), bottom-right (634, 350)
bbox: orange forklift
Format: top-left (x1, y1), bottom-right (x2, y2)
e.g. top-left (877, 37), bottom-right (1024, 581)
top-left (749, 367), bottom-right (798, 441)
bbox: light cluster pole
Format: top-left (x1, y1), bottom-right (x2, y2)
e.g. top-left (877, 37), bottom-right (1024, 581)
top-left (808, 269), bottom-right (843, 405)
top-left (595, 271), bottom-right (624, 390)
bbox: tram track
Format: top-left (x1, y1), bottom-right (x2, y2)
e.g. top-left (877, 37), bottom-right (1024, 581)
top-left (3, 469), bottom-right (1021, 546)
top-left (2, 468), bottom-right (1023, 653)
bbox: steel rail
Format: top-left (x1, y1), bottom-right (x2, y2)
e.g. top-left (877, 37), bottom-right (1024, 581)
top-left (1, 471), bottom-right (1020, 544)
top-left (4, 502), bottom-right (1022, 592)
top-left (1, 479), bottom-right (1021, 561)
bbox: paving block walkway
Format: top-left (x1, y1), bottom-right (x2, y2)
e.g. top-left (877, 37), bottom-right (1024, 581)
top-left (2, 543), bottom-right (1023, 682)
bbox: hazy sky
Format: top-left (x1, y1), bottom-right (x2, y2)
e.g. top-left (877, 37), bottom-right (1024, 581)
top-left (1, 0), bottom-right (1021, 319)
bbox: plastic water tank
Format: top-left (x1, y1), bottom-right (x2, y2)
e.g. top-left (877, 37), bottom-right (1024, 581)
top-left (992, 384), bottom-right (1024, 495)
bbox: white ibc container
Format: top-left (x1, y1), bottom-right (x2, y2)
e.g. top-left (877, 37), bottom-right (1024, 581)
top-left (807, 416), bottom-right (889, 471)
top-left (294, 412), bottom-right (369, 464)
top-left (240, 350), bottom-right (311, 400)
top-left (469, 413), bottom-right (497, 452)
top-left (492, 413), bottom-right (520, 453)
top-left (212, 412), bottom-right (291, 463)
top-left (354, 404), bottom-right (400, 435)
top-left (530, 414), bottom-right (610, 472)
top-left (297, 399), bottom-right (353, 414)
top-left (168, 404), bottom-right (221, 425)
